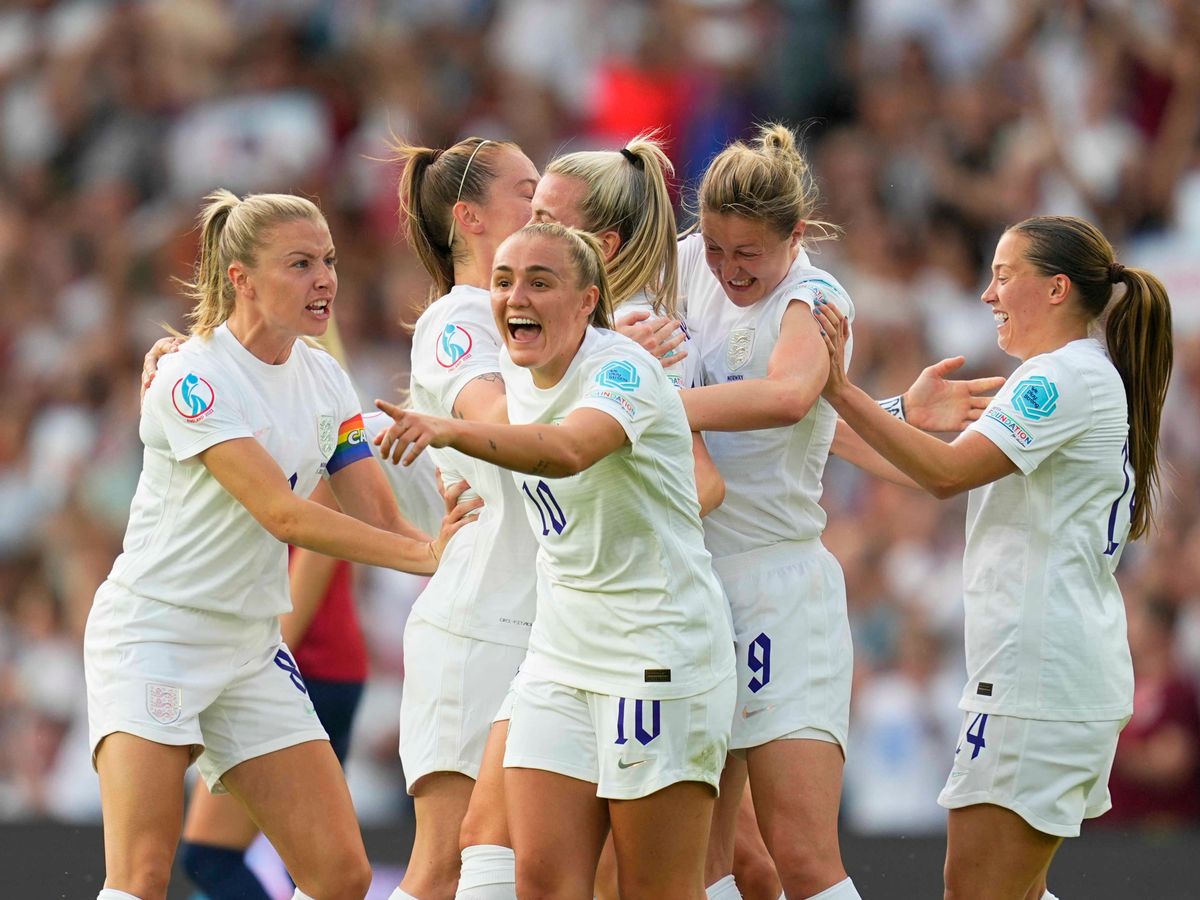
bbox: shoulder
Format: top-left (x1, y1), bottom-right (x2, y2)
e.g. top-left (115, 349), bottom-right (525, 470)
top-left (581, 330), bottom-right (667, 396)
top-left (1007, 343), bottom-right (1110, 419)
top-left (777, 264), bottom-right (854, 319)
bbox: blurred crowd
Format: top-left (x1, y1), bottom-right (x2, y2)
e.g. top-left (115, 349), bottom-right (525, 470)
top-left (3, 0), bottom-right (1199, 834)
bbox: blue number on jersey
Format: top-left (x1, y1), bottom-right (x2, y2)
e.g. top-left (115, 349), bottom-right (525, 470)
top-left (1104, 441), bottom-right (1134, 557)
top-left (273, 649), bottom-right (308, 694)
top-left (522, 479), bottom-right (567, 536)
top-left (748, 632), bottom-right (772, 694)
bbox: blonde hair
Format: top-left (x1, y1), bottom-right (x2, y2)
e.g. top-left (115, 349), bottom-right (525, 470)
top-left (697, 122), bottom-right (839, 243)
top-left (508, 222), bottom-right (614, 330)
top-left (181, 190), bottom-right (326, 337)
top-left (393, 136), bottom-right (522, 300)
top-left (546, 133), bottom-right (679, 316)
top-left (1009, 215), bottom-right (1173, 540)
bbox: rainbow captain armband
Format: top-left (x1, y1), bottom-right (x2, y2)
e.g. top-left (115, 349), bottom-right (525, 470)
top-left (877, 394), bottom-right (906, 422)
top-left (326, 414), bottom-right (372, 474)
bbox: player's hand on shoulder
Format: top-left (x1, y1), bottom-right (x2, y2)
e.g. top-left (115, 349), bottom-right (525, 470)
top-left (140, 335), bottom-right (185, 403)
top-left (616, 309), bottom-right (688, 369)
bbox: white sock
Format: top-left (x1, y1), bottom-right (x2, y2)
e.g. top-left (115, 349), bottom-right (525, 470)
top-left (803, 878), bottom-right (861, 899)
top-left (389, 890), bottom-right (420, 900)
top-left (456, 843), bottom-right (517, 898)
top-left (292, 891), bottom-right (317, 900)
top-left (97, 891), bottom-right (142, 900)
top-left (1043, 893), bottom-right (1060, 900)
top-left (707, 874), bottom-right (744, 900)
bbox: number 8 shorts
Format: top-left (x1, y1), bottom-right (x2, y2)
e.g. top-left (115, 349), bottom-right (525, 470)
top-left (503, 669), bottom-right (735, 800)
top-left (84, 581), bottom-right (329, 794)
top-left (938, 709), bottom-right (1127, 836)
top-left (712, 538), bottom-right (853, 752)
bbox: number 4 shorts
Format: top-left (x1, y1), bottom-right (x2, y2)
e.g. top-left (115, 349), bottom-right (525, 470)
top-left (85, 580), bottom-right (329, 793)
top-left (938, 709), bottom-right (1127, 837)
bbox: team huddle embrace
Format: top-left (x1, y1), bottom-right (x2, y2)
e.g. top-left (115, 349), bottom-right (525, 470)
top-left (85, 123), bottom-right (1173, 900)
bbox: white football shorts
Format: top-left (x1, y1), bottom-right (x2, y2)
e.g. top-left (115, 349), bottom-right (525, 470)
top-left (938, 709), bottom-right (1127, 837)
top-left (399, 609), bottom-right (526, 793)
top-left (503, 670), bottom-right (735, 800)
top-left (713, 539), bottom-right (853, 752)
top-left (85, 581), bottom-right (328, 793)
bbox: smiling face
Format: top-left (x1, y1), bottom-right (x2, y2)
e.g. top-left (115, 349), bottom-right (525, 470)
top-left (699, 211), bottom-right (802, 307)
top-left (982, 230), bottom-right (1069, 361)
top-left (234, 216), bottom-right (337, 342)
top-left (491, 231), bottom-right (598, 387)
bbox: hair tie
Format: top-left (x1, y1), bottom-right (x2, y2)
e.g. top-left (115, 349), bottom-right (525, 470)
top-left (620, 147), bottom-right (642, 168)
top-left (1108, 262), bottom-right (1126, 283)
top-left (430, 148), bottom-right (444, 163)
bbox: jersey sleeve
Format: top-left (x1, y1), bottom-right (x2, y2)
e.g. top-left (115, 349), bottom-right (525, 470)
top-left (146, 362), bottom-right (252, 462)
top-left (324, 363), bottom-right (372, 476)
top-left (968, 355), bottom-right (1092, 474)
top-left (676, 233), bottom-right (707, 319)
top-left (574, 351), bottom-right (662, 445)
top-left (777, 276), bottom-right (853, 319)
top-left (411, 306), bottom-right (503, 416)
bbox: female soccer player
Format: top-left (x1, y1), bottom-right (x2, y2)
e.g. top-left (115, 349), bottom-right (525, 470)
top-left (676, 122), bottom-right (863, 900)
top-left (85, 190), bottom-right (469, 900)
top-left (814, 215), bottom-right (1172, 900)
top-left (379, 221), bottom-right (736, 899)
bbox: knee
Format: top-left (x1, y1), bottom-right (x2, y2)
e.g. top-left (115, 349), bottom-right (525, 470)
top-left (299, 849), bottom-right (373, 900)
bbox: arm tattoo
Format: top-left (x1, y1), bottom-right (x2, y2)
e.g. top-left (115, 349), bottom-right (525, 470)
top-left (453, 372), bottom-right (504, 419)
top-left (531, 459), bottom-right (550, 476)
top-left (489, 439), bottom-right (498, 451)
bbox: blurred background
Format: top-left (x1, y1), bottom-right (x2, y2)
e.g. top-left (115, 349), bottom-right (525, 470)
top-left (2, 0), bottom-right (1199, 894)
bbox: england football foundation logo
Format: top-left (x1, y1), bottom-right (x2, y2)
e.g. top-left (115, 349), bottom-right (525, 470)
top-left (172, 373), bottom-right (215, 423)
top-left (146, 682), bottom-right (182, 724)
top-left (726, 327), bottom-right (755, 371)
top-left (1012, 376), bottom-right (1059, 420)
top-left (436, 323), bottom-right (473, 368)
top-left (595, 359), bottom-right (641, 391)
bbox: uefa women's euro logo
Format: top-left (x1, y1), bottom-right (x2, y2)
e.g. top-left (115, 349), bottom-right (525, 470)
top-left (436, 323), bottom-right (473, 368)
top-left (172, 373), bottom-right (216, 423)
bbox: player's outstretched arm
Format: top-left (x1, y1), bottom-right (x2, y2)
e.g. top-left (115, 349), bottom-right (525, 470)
top-left (375, 399), bottom-right (627, 478)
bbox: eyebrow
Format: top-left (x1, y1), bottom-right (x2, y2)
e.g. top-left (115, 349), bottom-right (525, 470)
top-left (285, 248), bottom-right (336, 258)
top-left (492, 264), bottom-right (561, 277)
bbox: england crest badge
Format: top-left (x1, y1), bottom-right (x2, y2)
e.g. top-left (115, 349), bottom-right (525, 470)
top-left (726, 327), bottom-right (755, 371)
top-left (317, 415), bottom-right (337, 458)
top-left (146, 683), bottom-right (182, 724)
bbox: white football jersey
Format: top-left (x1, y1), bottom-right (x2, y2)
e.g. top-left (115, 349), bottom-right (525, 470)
top-left (109, 324), bottom-right (371, 618)
top-left (963, 338), bottom-right (1133, 721)
top-left (501, 327), bottom-right (734, 700)
top-left (407, 285), bottom-right (538, 648)
top-left (616, 291), bottom-right (700, 391)
top-left (678, 233), bottom-right (855, 558)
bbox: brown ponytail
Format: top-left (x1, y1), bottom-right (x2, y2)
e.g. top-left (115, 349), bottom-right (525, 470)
top-left (1010, 215), bottom-right (1174, 539)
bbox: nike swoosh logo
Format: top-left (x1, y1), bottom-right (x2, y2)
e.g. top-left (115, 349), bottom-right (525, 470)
top-left (949, 770), bottom-right (968, 778)
top-left (741, 704), bottom-right (775, 719)
top-left (617, 758), bottom-right (650, 769)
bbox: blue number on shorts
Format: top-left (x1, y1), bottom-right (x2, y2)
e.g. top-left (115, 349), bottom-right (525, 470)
top-left (747, 632), bottom-right (771, 694)
top-left (614, 697), bottom-right (661, 746)
top-left (1103, 441), bottom-right (1134, 557)
top-left (965, 712), bottom-right (988, 759)
top-left (522, 480), bottom-right (567, 536)
top-left (273, 649), bottom-right (308, 694)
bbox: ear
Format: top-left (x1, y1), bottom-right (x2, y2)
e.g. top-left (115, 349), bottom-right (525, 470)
top-left (597, 230), bottom-right (622, 264)
top-left (453, 200), bottom-right (486, 238)
top-left (228, 261), bottom-right (251, 296)
top-left (789, 221), bottom-right (806, 249)
top-left (580, 283), bottom-right (600, 321)
top-left (1048, 273), bottom-right (1072, 306)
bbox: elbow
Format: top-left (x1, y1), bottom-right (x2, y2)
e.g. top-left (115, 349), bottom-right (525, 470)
top-left (699, 475), bottom-right (726, 518)
top-left (776, 390), bottom-right (818, 427)
top-left (926, 473), bottom-right (970, 500)
top-left (260, 503), bottom-right (304, 545)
